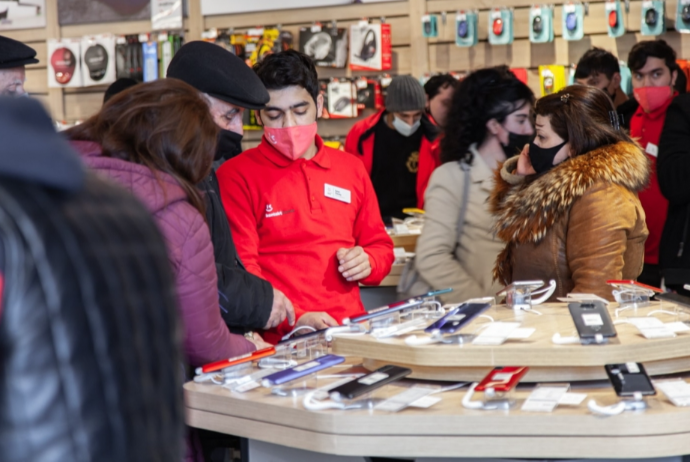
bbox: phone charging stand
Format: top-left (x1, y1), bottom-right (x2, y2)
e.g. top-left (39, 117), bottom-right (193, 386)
top-left (462, 383), bottom-right (517, 410)
top-left (588, 392), bottom-right (648, 416)
top-left (194, 361), bottom-right (254, 384)
top-left (505, 280), bottom-right (557, 313)
top-left (613, 288), bottom-right (654, 316)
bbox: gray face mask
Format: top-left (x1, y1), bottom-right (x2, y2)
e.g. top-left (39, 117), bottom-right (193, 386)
top-left (392, 116), bottom-right (421, 137)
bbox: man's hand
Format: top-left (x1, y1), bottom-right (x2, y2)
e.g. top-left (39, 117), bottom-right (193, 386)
top-left (263, 288), bottom-right (296, 330)
top-left (336, 246), bottom-right (372, 282)
top-left (516, 144), bottom-right (536, 176)
top-left (296, 311), bottom-right (338, 330)
top-left (246, 332), bottom-right (272, 350)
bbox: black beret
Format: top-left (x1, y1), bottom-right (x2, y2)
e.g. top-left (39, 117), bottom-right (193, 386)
top-left (0, 35), bottom-right (39, 69)
top-left (167, 41), bottom-right (269, 110)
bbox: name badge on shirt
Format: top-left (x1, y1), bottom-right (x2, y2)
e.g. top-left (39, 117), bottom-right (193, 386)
top-left (646, 142), bottom-right (659, 158)
top-left (324, 183), bottom-right (351, 204)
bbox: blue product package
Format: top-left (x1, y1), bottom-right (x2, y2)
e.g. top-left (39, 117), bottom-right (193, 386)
top-left (455, 11), bottom-right (478, 47)
top-left (142, 41), bottom-right (158, 82)
top-left (563, 2), bottom-right (585, 41)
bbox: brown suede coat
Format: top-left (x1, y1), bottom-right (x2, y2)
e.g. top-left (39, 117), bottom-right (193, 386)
top-left (490, 141), bottom-right (650, 301)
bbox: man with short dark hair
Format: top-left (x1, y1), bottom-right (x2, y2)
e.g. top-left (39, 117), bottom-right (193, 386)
top-left (0, 35), bottom-right (38, 96)
top-left (574, 47), bottom-right (628, 108)
top-left (217, 50), bottom-right (393, 343)
top-left (627, 40), bottom-right (679, 288)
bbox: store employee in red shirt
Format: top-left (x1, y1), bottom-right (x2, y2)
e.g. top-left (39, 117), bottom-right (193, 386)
top-left (627, 40), bottom-right (678, 287)
top-left (217, 50), bottom-right (394, 343)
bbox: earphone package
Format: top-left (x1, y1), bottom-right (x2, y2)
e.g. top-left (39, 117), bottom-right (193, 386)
top-left (81, 34), bottom-right (116, 87)
top-left (676, 0), bottom-right (690, 33)
top-left (48, 38), bottom-right (83, 88)
top-left (327, 79), bottom-right (358, 118)
top-left (529, 5), bottom-right (554, 43)
top-left (299, 25), bottom-right (348, 68)
top-left (488, 7), bottom-right (514, 46)
top-left (606, 0), bottom-right (625, 38)
top-left (562, 2), bottom-right (585, 41)
top-left (455, 10), bottom-right (478, 47)
top-left (641, 0), bottom-right (665, 36)
top-left (349, 21), bottom-right (392, 71)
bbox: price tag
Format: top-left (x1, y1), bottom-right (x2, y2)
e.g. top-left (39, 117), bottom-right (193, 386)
top-left (626, 317), bottom-right (676, 339)
top-left (232, 380), bottom-right (261, 393)
top-left (422, 14), bottom-right (431, 22)
top-left (533, 7), bottom-right (542, 16)
top-left (655, 380), bottom-right (690, 407)
top-left (409, 395), bottom-right (442, 408)
top-left (521, 385), bottom-right (569, 412)
top-left (355, 78), bottom-right (368, 89)
top-left (626, 362), bottom-right (640, 373)
top-left (491, 8), bottom-right (502, 20)
top-left (507, 327), bottom-right (536, 340)
top-left (394, 224), bottom-right (411, 235)
top-left (375, 386), bottom-right (436, 412)
top-left (358, 20), bottom-right (369, 27)
top-left (559, 392), bottom-right (587, 405)
top-left (642, 0), bottom-right (653, 7)
top-left (582, 313), bottom-right (603, 326)
top-left (472, 322), bottom-right (522, 345)
top-left (665, 321), bottom-right (690, 333)
top-left (138, 33), bottom-right (150, 43)
top-left (457, 12), bottom-right (467, 22)
top-left (564, 3), bottom-right (576, 13)
top-left (311, 24), bottom-right (322, 33)
top-left (606, 0), bottom-right (617, 12)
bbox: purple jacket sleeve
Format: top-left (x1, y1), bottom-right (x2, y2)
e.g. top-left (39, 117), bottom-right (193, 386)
top-left (173, 210), bottom-right (255, 368)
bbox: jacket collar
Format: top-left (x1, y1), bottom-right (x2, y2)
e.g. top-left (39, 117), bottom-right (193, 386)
top-left (468, 144), bottom-right (495, 191)
top-left (259, 134), bottom-right (331, 169)
top-left (490, 141), bottom-right (650, 245)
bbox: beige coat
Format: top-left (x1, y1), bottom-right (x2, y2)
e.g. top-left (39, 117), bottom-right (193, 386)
top-left (416, 145), bottom-right (505, 303)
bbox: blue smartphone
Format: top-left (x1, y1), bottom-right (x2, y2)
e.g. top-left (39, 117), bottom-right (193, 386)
top-left (346, 288), bottom-right (453, 324)
top-left (261, 354), bottom-right (345, 387)
top-left (424, 302), bottom-right (491, 334)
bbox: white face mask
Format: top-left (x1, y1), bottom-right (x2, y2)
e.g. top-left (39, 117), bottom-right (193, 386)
top-left (392, 116), bottom-right (421, 137)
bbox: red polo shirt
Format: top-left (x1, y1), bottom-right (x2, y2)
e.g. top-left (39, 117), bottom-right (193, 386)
top-left (217, 135), bottom-right (394, 343)
top-left (630, 94), bottom-right (676, 265)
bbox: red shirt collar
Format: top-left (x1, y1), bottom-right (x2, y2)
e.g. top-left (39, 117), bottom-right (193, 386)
top-left (258, 134), bottom-right (331, 169)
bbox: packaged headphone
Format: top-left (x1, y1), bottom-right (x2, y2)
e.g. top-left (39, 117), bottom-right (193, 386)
top-left (115, 35), bottom-right (143, 81)
top-left (606, 0), bottom-right (625, 38)
top-left (81, 34), bottom-right (116, 87)
top-left (355, 77), bottom-right (383, 111)
top-left (641, 0), bottom-right (664, 35)
top-left (455, 10), bottom-right (478, 47)
top-left (529, 5), bottom-right (554, 43)
top-left (48, 38), bottom-right (82, 88)
top-left (327, 79), bottom-right (357, 118)
top-left (299, 24), bottom-right (348, 68)
top-left (350, 21), bottom-right (392, 71)
top-left (488, 7), bottom-right (514, 46)
top-left (676, 0), bottom-right (690, 33)
top-left (421, 14), bottom-right (439, 38)
top-left (538, 65), bottom-right (567, 96)
top-left (562, 2), bottom-right (585, 41)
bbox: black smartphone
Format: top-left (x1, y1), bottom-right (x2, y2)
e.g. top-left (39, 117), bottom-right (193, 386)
top-left (329, 365), bottom-right (411, 401)
top-left (424, 302), bottom-right (491, 334)
top-left (604, 363), bottom-right (656, 397)
top-left (567, 301), bottom-right (617, 339)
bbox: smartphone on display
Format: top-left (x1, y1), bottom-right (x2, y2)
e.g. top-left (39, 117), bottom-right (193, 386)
top-left (261, 354), bottom-right (345, 387)
top-left (347, 288), bottom-right (452, 324)
top-left (424, 302), bottom-right (491, 334)
top-left (605, 363), bottom-right (656, 397)
top-left (329, 365), bottom-right (411, 401)
top-left (607, 279), bottom-right (664, 293)
top-left (567, 301), bottom-right (617, 339)
top-left (474, 366), bottom-right (529, 393)
top-left (197, 347), bottom-right (277, 374)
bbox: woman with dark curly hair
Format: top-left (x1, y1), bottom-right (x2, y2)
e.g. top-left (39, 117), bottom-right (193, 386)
top-left (491, 85), bottom-right (649, 300)
top-left (415, 66), bottom-right (534, 303)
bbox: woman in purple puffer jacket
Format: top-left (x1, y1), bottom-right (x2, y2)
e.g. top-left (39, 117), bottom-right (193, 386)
top-left (66, 79), bottom-right (255, 461)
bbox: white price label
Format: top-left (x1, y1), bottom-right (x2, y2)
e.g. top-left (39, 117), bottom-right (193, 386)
top-left (233, 380), bottom-right (261, 393)
top-left (521, 385), bottom-right (569, 412)
top-left (626, 317), bottom-right (676, 339)
top-left (359, 372), bottom-right (389, 385)
top-left (606, 1), bottom-right (618, 12)
top-left (665, 322), bottom-right (690, 333)
top-left (507, 327), bottom-right (536, 339)
top-left (491, 9), bottom-right (502, 19)
top-left (457, 13), bottom-right (467, 22)
top-left (409, 395), bottom-right (442, 408)
top-left (533, 7), bottom-right (542, 16)
top-left (582, 313), bottom-right (603, 326)
top-left (564, 3), bottom-right (576, 13)
top-left (626, 362), bottom-right (641, 374)
top-left (656, 380), bottom-right (690, 407)
top-left (559, 392), bottom-right (587, 405)
top-left (473, 322), bottom-right (522, 346)
top-left (375, 386), bottom-right (436, 412)
top-left (311, 24), bottom-right (322, 33)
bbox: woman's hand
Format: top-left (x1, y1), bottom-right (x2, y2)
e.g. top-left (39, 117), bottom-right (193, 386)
top-left (516, 144), bottom-right (536, 176)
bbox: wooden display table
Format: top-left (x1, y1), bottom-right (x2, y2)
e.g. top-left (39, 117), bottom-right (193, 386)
top-left (391, 232), bottom-right (419, 252)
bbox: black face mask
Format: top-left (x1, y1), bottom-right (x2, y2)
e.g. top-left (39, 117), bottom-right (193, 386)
top-left (215, 129), bottom-right (243, 161)
top-left (528, 139), bottom-right (568, 174)
top-left (501, 131), bottom-right (533, 158)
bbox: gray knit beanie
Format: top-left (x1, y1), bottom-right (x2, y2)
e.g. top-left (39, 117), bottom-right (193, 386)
top-left (385, 75), bottom-right (426, 112)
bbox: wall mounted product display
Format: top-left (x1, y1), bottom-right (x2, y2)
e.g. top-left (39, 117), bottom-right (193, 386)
top-left (0, 0), bottom-right (46, 30)
top-left (538, 65), bottom-right (567, 96)
top-left (200, 0), bottom-right (400, 16)
top-left (529, 5), bottom-right (554, 43)
top-left (641, 0), bottom-right (665, 36)
top-left (676, 0), bottom-right (690, 33)
top-left (355, 77), bottom-right (383, 111)
top-left (142, 40), bottom-right (158, 82)
top-left (488, 7), bottom-right (514, 46)
top-left (151, 0), bottom-right (183, 31)
top-left (299, 25), bottom-right (348, 68)
top-left (350, 22), bottom-right (392, 71)
top-left (48, 38), bottom-right (82, 88)
top-left (81, 34), bottom-right (116, 87)
top-left (562, 2), bottom-right (585, 41)
top-left (327, 79), bottom-right (357, 118)
top-left (57, 0), bottom-right (149, 26)
top-left (455, 10), bottom-right (478, 47)
top-left (247, 28), bottom-right (293, 67)
top-left (421, 14), bottom-right (438, 38)
top-left (606, 0), bottom-right (626, 38)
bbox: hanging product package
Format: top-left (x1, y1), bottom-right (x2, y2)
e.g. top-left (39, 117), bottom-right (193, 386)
top-left (48, 37), bottom-right (82, 88)
top-left (538, 65), bottom-right (567, 96)
top-left (529, 5), bottom-right (554, 43)
top-left (455, 10), bottom-right (478, 47)
top-left (350, 21), bottom-right (392, 71)
top-left (641, 0), bottom-right (665, 36)
top-left (619, 61), bottom-right (633, 95)
top-left (488, 7), bottom-right (514, 45)
top-left (676, 0), bottom-right (690, 32)
top-left (142, 40), bottom-right (158, 82)
top-left (81, 34), bottom-right (116, 87)
top-left (355, 76), bottom-right (383, 111)
top-left (606, 0), bottom-right (626, 38)
top-left (562, 2), bottom-right (585, 41)
top-left (158, 33), bottom-right (182, 78)
top-left (299, 24), bottom-right (348, 68)
top-left (246, 28), bottom-right (292, 67)
top-left (327, 79), bottom-right (358, 118)
top-left (421, 14), bottom-right (439, 38)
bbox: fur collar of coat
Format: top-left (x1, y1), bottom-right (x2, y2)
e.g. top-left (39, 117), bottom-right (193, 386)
top-left (489, 141), bottom-right (649, 245)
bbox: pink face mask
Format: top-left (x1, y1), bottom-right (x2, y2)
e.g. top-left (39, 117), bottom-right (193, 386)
top-left (633, 86), bottom-right (673, 113)
top-left (263, 122), bottom-right (318, 161)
